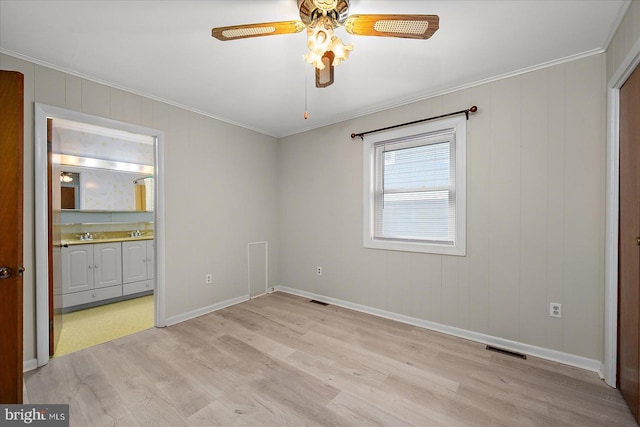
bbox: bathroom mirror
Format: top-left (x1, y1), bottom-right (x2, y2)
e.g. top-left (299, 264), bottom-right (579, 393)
top-left (54, 118), bottom-right (154, 212)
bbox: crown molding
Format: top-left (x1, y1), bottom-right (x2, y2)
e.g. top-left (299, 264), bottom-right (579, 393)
top-left (0, 48), bottom-right (278, 138)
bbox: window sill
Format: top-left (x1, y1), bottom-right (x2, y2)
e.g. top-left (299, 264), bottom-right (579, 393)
top-left (363, 237), bottom-right (466, 256)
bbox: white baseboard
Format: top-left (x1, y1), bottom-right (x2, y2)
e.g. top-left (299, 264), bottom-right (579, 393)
top-left (23, 358), bottom-right (37, 373)
top-left (274, 286), bottom-right (604, 376)
top-left (165, 294), bottom-right (249, 326)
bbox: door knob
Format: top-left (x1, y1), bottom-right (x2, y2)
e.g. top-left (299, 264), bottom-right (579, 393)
top-left (0, 266), bottom-right (13, 279)
top-left (637, 237), bottom-right (640, 246)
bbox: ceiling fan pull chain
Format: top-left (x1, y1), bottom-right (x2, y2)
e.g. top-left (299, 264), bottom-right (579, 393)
top-left (304, 65), bottom-right (309, 120)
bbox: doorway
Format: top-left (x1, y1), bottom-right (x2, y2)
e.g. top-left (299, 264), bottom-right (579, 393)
top-left (34, 103), bottom-right (166, 366)
top-left (52, 117), bottom-right (155, 356)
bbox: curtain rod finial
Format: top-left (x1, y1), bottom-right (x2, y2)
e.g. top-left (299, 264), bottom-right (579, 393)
top-left (470, 106), bottom-right (478, 113)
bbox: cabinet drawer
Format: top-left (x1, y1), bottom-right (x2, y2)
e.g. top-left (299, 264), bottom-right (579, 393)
top-left (123, 280), bottom-right (154, 296)
top-left (62, 285), bottom-right (122, 308)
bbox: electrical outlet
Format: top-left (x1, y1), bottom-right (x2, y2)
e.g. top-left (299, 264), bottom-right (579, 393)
top-left (550, 302), bottom-right (562, 318)
top-left (316, 266), bottom-right (322, 276)
top-left (205, 273), bottom-right (213, 284)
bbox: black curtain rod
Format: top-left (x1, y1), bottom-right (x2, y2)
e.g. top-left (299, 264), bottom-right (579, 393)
top-left (350, 105), bottom-right (478, 140)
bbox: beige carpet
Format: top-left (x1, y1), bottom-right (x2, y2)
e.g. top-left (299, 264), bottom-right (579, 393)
top-left (54, 295), bottom-right (154, 357)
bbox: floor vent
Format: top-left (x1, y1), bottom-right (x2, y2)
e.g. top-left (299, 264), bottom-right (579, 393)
top-left (486, 345), bottom-right (527, 360)
top-left (309, 300), bottom-right (329, 306)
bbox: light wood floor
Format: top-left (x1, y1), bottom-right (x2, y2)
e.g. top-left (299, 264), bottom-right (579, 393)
top-left (25, 292), bottom-right (636, 426)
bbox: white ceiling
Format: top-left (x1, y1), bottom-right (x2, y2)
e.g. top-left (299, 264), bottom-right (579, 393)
top-left (0, 0), bottom-right (629, 138)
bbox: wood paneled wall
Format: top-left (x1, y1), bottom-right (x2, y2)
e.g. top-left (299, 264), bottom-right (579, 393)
top-left (1, 50), bottom-right (608, 365)
top-left (0, 53), bottom-right (280, 363)
top-left (278, 54), bottom-right (606, 361)
top-left (607, 0), bottom-right (640, 82)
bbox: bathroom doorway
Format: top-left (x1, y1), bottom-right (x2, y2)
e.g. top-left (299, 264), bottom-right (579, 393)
top-left (35, 104), bottom-right (166, 366)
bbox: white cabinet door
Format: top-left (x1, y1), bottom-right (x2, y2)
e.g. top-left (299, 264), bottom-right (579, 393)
top-left (146, 240), bottom-right (155, 279)
top-left (122, 241), bottom-right (148, 284)
top-left (61, 245), bottom-right (93, 294)
top-left (94, 242), bottom-right (123, 288)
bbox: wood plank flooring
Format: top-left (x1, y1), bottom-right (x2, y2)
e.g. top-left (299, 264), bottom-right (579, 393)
top-left (24, 292), bottom-right (636, 426)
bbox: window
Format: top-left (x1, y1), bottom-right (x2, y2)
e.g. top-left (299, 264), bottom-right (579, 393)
top-left (363, 116), bottom-right (466, 255)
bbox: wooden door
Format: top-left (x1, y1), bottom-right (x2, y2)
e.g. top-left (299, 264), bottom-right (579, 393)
top-left (0, 70), bottom-right (24, 403)
top-left (618, 63), bottom-right (640, 421)
top-left (60, 187), bottom-right (76, 209)
top-left (48, 118), bottom-right (63, 356)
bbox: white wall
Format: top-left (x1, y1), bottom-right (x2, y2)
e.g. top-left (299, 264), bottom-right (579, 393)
top-left (278, 54), bottom-right (606, 361)
top-left (0, 53), bottom-right (280, 361)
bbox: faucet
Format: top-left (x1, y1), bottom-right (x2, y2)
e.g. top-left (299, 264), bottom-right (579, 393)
top-left (130, 230), bottom-right (142, 238)
top-left (79, 232), bottom-right (93, 240)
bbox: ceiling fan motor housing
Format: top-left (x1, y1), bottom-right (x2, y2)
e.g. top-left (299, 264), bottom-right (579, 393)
top-left (298, 0), bottom-right (350, 27)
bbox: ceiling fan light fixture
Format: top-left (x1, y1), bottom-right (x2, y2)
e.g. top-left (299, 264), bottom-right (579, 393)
top-left (303, 16), bottom-right (353, 70)
top-left (329, 37), bottom-right (352, 66)
top-left (304, 18), bottom-right (334, 69)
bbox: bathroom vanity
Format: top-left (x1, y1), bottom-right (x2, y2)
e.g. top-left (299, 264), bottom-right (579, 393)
top-left (60, 211), bottom-right (154, 312)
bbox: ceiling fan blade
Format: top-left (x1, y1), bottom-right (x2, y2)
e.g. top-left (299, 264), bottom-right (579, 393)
top-left (212, 21), bottom-right (305, 41)
top-left (344, 14), bottom-right (439, 40)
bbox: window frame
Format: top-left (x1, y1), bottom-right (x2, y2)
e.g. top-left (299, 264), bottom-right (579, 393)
top-left (362, 115), bottom-right (467, 256)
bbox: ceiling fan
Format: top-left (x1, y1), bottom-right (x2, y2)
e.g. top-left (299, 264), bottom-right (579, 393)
top-left (212, 0), bottom-right (439, 88)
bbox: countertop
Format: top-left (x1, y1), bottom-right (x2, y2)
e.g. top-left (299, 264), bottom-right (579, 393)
top-left (62, 233), bottom-right (154, 246)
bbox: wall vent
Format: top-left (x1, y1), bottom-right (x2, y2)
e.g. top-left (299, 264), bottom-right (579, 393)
top-left (486, 345), bottom-right (527, 359)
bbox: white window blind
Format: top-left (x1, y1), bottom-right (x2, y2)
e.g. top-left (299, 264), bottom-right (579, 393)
top-left (363, 115), bottom-right (466, 256)
top-left (373, 131), bottom-right (455, 244)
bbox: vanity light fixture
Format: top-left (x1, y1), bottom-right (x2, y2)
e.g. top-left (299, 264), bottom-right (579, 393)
top-left (60, 172), bottom-right (73, 183)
